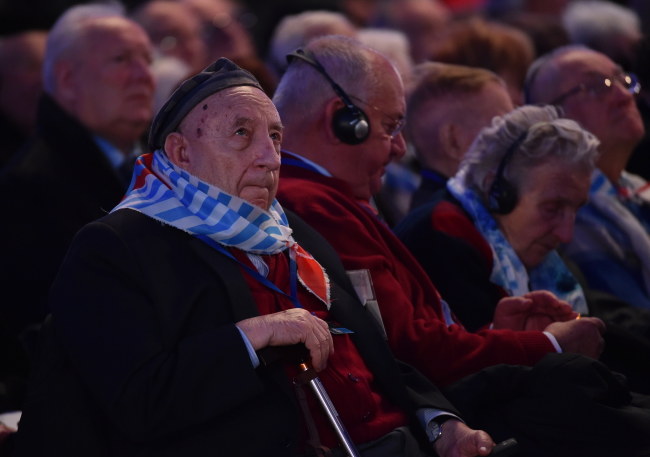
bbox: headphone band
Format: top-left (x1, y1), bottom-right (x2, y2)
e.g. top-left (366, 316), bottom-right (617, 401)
top-left (286, 49), bottom-right (359, 111)
top-left (493, 130), bottom-right (528, 187)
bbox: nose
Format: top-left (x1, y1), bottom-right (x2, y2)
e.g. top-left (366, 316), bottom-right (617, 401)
top-left (611, 77), bottom-right (636, 102)
top-left (256, 137), bottom-right (281, 171)
top-left (553, 211), bottom-right (576, 244)
top-left (390, 132), bottom-right (407, 161)
top-left (133, 55), bottom-right (155, 87)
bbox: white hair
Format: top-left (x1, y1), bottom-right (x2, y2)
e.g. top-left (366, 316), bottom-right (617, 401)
top-left (268, 10), bottom-right (356, 77)
top-left (43, 1), bottom-right (126, 93)
top-left (562, 1), bottom-right (641, 48)
top-left (357, 28), bottom-right (413, 86)
top-left (459, 104), bottom-right (600, 198)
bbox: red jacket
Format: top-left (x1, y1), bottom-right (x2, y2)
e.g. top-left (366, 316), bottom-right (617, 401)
top-left (278, 158), bottom-right (554, 386)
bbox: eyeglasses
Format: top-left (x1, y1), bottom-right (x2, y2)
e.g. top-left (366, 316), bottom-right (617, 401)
top-left (351, 95), bottom-right (406, 139)
top-left (550, 71), bottom-right (641, 105)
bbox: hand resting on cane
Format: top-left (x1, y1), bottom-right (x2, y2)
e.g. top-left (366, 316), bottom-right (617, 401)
top-left (237, 308), bottom-right (334, 371)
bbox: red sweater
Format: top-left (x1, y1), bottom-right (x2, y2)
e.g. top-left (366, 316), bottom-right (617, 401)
top-left (278, 159), bottom-right (554, 386)
top-left (232, 249), bottom-right (407, 449)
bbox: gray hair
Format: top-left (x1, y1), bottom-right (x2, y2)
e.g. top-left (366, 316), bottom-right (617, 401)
top-left (458, 104), bottom-right (600, 199)
top-left (43, 1), bottom-right (126, 94)
top-left (563, 0), bottom-right (641, 49)
top-left (357, 28), bottom-right (413, 86)
top-left (268, 10), bottom-right (356, 77)
top-left (273, 35), bottom-right (386, 127)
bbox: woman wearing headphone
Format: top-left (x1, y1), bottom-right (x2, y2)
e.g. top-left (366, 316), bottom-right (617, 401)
top-left (395, 104), bottom-right (650, 393)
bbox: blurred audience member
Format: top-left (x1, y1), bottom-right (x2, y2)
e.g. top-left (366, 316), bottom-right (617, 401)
top-left (382, 0), bottom-right (451, 63)
top-left (0, 30), bottom-right (47, 168)
top-left (430, 17), bottom-right (535, 106)
top-left (267, 9), bottom-right (357, 78)
top-left (180, 0), bottom-right (277, 94)
top-left (562, 0), bottom-right (643, 72)
top-left (337, 0), bottom-right (382, 27)
top-left (149, 55), bottom-right (192, 115)
top-left (182, 0), bottom-right (255, 62)
top-left (0, 3), bottom-right (154, 343)
top-left (405, 62), bottom-right (513, 211)
top-left (132, 0), bottom-right (209, 74)
top-left (484, 0), bottom-right (568, 60)
top-left (526, 45), bottom-right (650, 309)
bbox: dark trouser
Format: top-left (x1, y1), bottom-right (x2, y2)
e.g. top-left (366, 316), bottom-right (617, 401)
top-left (303, 426), bottom-right (433, 457)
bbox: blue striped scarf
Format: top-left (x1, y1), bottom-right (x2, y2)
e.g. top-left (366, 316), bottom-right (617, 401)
top-left (113, 150), bottom-right (294, 253)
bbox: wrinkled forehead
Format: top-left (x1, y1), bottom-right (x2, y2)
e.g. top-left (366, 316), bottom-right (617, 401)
top-left (181, 86), bottom-right (280, 129)
top-left (81, 17), bottom-right (151, 50)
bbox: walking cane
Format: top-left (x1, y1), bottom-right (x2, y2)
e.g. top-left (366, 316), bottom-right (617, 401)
top-left (297, 361), bottom-right (361, 457)
top-left (258, 345), bottom-right (361, 457)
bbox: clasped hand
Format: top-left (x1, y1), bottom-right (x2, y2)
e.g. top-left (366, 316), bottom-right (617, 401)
top-left (236, 308), bottom-right (334, 371)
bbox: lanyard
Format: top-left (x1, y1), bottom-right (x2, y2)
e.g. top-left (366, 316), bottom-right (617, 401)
top-left (197, 235), bottom-right (302, 309)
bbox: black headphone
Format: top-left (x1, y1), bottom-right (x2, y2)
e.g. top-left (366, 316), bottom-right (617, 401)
top-left (286, 48), bottom-right (370, 145)
top-left (487, 131), bottom-right (529, 215)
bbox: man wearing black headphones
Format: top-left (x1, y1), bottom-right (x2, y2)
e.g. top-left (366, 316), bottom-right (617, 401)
top-left (274, 35), bottom-right (650, 457)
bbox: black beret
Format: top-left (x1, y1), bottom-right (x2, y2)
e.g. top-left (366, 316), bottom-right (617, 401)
top-left (148, 57), bottom-right (263, 150)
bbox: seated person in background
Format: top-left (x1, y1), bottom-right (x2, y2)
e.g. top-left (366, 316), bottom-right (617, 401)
top-left (406, 62), bottom-right (514, 211)
top-left (0, 30), bottom-right (47, 168)
top-left (525, 45), bottom-right (650, 309)
top-left (267, 9), bottom-right (357, 79)
top-left (0, 2), bottom-right (155, 416)
top-left (273, 35), bottom-right (650, 456)
top-left (14, 58), bottom-right (495, 457)
top-left (131, 0), bottom-right (209, 75)
top-left (429, 17), bottom-right (535, 106)
top-left (396, 104), bottom-right (650, 393)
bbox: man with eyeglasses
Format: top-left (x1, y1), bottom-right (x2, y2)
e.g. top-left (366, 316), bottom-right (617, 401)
top-left (525, 44), bottom-right (650, 310)
top-left (269, 35), bottom-right (650, 457)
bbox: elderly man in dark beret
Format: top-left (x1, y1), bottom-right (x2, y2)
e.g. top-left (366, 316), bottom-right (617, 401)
top-left (13, 59), bottom-right (496, 457)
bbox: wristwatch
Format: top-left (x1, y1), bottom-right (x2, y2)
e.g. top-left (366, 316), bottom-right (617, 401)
top-left (427, 417), bottom-right (446, 444)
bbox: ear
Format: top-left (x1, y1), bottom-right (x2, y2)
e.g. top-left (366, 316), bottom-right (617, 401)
top-left (323, 97), bottom-right (347, 144)
top-left (164, 132), bottom-right (191, 167)
top-left (440, 123), bottom-right (466, 162)
top-left (53, 61), bottom-right (77, 104)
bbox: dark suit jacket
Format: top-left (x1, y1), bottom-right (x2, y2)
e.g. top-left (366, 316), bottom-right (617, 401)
top-left (0, 94), bottom-right (128, 338)
top-left (15, 209), bottom-right (457, 457)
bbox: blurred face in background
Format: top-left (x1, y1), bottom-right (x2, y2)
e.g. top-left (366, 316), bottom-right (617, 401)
top-left (56, 17), bottom-right (155, 149)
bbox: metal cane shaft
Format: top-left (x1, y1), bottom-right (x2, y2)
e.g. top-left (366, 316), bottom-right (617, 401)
top-left (299, 363), bottom-right (361, 457)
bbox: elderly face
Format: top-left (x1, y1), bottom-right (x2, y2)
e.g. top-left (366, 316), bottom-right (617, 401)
top-left (547, 50), bottom-right (644, 154)
top-left (62, 17), bottom-right (154, 149)
top-left (494, 160), bottom-right (591, 269)
top-left (347, 59), bottom-right (407, 200)
top-left (168, 86), bottom-right (282, 209)
top-left (136, 1), bottom-right (207, 73)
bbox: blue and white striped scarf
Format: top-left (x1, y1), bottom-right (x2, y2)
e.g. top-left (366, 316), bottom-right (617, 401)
top-left (113, 150), bottom-right (294, 253)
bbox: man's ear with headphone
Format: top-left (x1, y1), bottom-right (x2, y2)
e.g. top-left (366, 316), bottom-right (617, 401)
top-left (286, 48), bottom-right (370, 145)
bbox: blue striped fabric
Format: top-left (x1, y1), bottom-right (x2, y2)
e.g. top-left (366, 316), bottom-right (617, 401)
top-left (112, 150), bottom-right (294, 254)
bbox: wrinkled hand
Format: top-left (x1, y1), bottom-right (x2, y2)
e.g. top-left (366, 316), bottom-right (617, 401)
top-left (545, 317), bottom-right (606, 359)
top-left (492, 291), bottom-right (577, 331)
top-left (236, 308), bottom-right (334, 371)
top-left (433, 420), bottom-right (495, 457)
